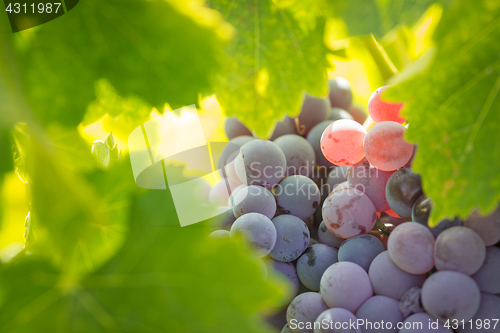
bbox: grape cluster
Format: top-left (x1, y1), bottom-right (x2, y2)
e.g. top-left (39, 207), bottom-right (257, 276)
top-left (208, 78), bottom-right (500, 333)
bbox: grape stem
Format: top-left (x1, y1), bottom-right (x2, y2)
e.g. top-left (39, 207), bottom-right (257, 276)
top-left (293, 118), bottom-right (306, 135)
top-left (374, 217), bottom-right (391, 236)
top-left (362, 34), bottom-right (398, 82)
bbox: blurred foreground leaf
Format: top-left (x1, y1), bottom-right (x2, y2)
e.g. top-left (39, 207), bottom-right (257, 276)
top-left (386, 0), bottom-right (500, 225)
top-left (12, 0), bottom-right (230, 127)
top-left (0, 190), bottom-right (287, 333)
top-left (27, 137), bottom-right (132, 274)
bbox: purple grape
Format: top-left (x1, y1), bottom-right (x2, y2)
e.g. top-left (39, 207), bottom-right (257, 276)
top-left (276, 176), bottom-right (321, 219)
top-left (318, 220), bottom-right (344, 248)
top-left (307, 121), bottom-right (336, 168)
top-left (296, 243), bottom-right (338, 291)
top-left (464, 205), bottom-right (500, 246)
top-left (412, 195), bottom-right (431, 224)
top-left (421, 271), bottom-right (480, 322)
top-left (328, 107), bottom-right (353, 121)
top-left (270, 215), bottom-right (310, 262)
top-left (385, 168), bottom-right (423, 218)
top-left (269, 260), bottom-right (300, 298)
top-left (208, 178), bottom-right (241, 206)
top-left (471, 246), bottom-right (500, 294)
top-left (348, 159), bottom-right (394, 212)
top-left (368, 251), bottom-right (426, 300)
top-left (310, 165), bottom-right (330, 188)
top-left (227, 184), bottom-right (246, 207)
top-left (302, 215), bottom-right (315, 229)
top-left (333, 181), bottom-right (351, 192)
top-left (400, 313), bottom-right (452, 333)
top-left (347, 105), bottom-right (367, 125)
top-left (399, 287), bottom-right (424, 318)
top-left (314, 308), bottom-right (361, 333)
top-left (355, 296), bottom-right (403, 333)
top-left (274, 134), bottom-right (316, 177)
top-left (322, 188), bottom-right (377, 239)
top-left (324, 166), bottom-right (350, 194)
top-left (224, 117), bottom-right (252, 139)
top-left (221, 150), bottom-right (245, 184)
top-left (412, 195), bottom-right (463, 237)
top-left (429, 218), bottom-right (463, 237)
top-left (209, 230), bottom-right (230, 239)
top-left (379, 212), bottom-right (405, 227)
top-left (328, 77), bottom-right (353, 110)
top-left (388, 222), bottom-right (435, 275)
top-left (286, 292), bottom-right (329, 333)
top-left (209, 206), bottom-right (236, 230)
top-left (434, 226), bottom-right (486, 275)
top-left (291, 94), bottom-right (329, 137)
top-left (232, 185), bottom-right (277, 220)
top-left (320, 262), bottom-right (373, 312)
top-left (270, 118), bottom-right (298, 141)
top-left (218, 135), bottom-right (255, 174)
top-left (338, 234), bottom-right (384, 272)
top-left (234, 139), bottom-right (287, 189)
top-left (456, 293), bottom-right (500, 333)
top-left (314, 203), bottom-right (324, 228)
top-left (230, 213), bottom-right (277, 258)
top-left (308, 238), bottom-right (320, 247)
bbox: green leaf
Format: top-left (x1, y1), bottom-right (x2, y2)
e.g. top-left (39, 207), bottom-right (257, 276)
top-left (12, 0), bottom-right (230, 127)
top-left (331, 0), bottom-right (454, 37)
top-left (91, 133), bottom-right (122, 169)
top-left (0, 190), bottom-right (288, 333)
top-left (386, 0), bottom-right (500, 225)
top-left (82, 80), bottom-right (153, 128)
top-left (26, 133), bottom-right (132, 274)
top-left (0, 14), bottom-right (25, 175)
top-left (208, 0), bottom-right (329, 137)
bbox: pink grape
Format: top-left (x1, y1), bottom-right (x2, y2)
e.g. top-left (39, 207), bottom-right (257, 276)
top-left (388, 222), bottom-right (435, 274)
top-left (364, 121), bottom-right (413, 171)
top-left (320, 119), bottom-right (367, 166)
top-left (348, 158), bottom-right (394, 212)
top-left (368, 86), bottom-right (406, 124)
top-left (322, 187), bottom-right (377, 239)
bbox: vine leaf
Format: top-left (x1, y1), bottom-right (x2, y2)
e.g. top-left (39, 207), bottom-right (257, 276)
top-left (386, 0), bottom-right (500, 225)
top-left (329, 0), bottom-right (455, 37)
top-left (208, 0), bottom-right (329, 137)
top-left (12, 0), bottom-right (230, 127)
